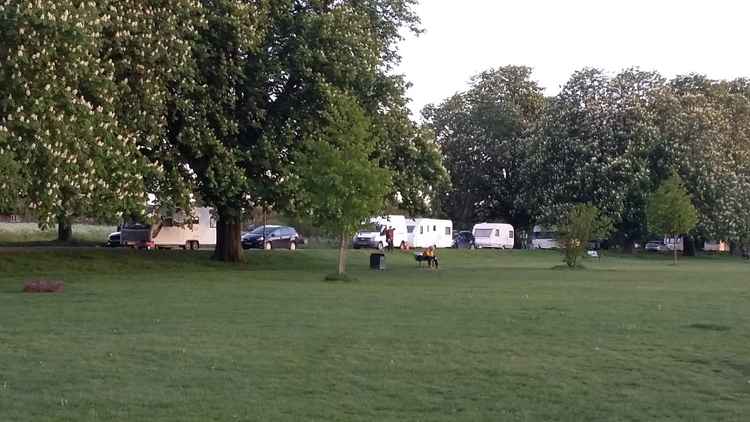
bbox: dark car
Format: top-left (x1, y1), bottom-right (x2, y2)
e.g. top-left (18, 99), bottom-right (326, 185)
top-left (452, 230), bottom-right (475, 249)
top-left (241, 225), bottom-right (304, 250)
top-left (104, 231), bottom-right (122, 247)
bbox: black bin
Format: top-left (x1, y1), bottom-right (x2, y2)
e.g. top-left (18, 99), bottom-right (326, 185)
top-left (370, 253), bottom-right (386, 271)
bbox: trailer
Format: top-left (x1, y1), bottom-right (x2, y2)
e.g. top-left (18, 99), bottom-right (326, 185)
top-left (473, 223), bottom-right (515, 249)
top-left (120, 207), bottom-right (216, 250)
top-left (407, 218), bottom-right (453, 248)
top-left (531, 225), bottom-right (559, 249)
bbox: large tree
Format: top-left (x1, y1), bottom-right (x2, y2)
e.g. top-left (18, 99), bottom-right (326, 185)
top-left (533, 68), bottom-right (665, 244)
top-left (423, 66), bottom-right (545, 240)
top-left (653, 75), bottom-right (750, 254)
top-left (159, 0), bottom-right (440, 262)
top-left (0, 0), bottom-right (151, 237)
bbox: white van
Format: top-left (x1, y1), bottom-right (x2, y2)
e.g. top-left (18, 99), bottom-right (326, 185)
top-left (408, 218), bottom-right (453, 248)
top-left (531, 225), bottom-right (559, 249)
top-left (353, 215), bottom-right (408, 250)
top-left (121, 207), bottom-right (217, 250)
top-left (472, 223), bottom-right (515, 249)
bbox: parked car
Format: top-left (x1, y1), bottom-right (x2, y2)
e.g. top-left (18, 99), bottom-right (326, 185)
top-left (452, 231), bottom-right (475, 249)
top-left (241, 225), bottom-right (304, 250)
top-left (104, 231), bottom-right (122, 247)
top-left (644, 240), bottom-right (669, 252)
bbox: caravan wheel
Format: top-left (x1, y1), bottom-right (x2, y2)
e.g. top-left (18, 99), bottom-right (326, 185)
top-left (264, 242), bottom-right (272, 250)
top-left (190, 241), bottom-right (200, 251)
top-left (289, 241), bottom-right (296, 251)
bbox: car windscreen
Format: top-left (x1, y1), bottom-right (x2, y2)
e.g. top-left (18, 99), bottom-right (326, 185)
top-left (249, 226), bottom-right (278, 235)
top-left (474, 228), bottom-right (493, 238)
top-left (359, 223), bottom-right (382, 233)
top-left (122, 223), bottom-right (151, 230)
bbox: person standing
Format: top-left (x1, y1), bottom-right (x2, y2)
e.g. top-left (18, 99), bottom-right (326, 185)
top-left (386, 226), bottom-right (395, 252)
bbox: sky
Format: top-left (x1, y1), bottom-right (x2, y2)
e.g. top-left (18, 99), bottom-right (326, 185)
top-left (396, 0), bottom-right (750, 118)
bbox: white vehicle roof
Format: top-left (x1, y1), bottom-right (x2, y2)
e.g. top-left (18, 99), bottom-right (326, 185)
top-left (473, 222), bottom-right (513, 230)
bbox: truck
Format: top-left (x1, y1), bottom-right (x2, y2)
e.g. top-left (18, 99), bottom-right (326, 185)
top-left (407, 218), bottom-right (454, 248)
top-left (472, 223), bottom-right (515, 249)
top-left (353, 215), bottom-right (408, 250)
top-left (120, 207), bottom-right (216, 250)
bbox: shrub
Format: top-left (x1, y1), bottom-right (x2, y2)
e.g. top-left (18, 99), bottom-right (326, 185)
top-left (559, 204), bottom-right (613, 268)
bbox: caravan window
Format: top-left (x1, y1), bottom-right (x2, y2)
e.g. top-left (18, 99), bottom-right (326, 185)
top-left (407, 226), bottom-right (415, 234)
top-left (475, 229), bottom-right (492, 238)
top-left (420, 226), bottom-right (424, 235)
top-left (209, 217), bottom-right (217, 228)
top-left (433, 225), bottom-right (437, 232)
top-left (509, 230), bottom-right (514, 239)
top-left (445, 227), bottom-right (451, 235)
top-left (495, 229), bottom-right (500, 237)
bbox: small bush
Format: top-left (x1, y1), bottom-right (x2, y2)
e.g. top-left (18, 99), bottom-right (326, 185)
top-left (324, 273), bottom-right (358, 283)
top-left (23, 280), bottom-right (65, 293)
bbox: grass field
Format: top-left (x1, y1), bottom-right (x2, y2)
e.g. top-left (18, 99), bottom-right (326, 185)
top-left (0, 223), bottom-right (115, 246)
top-left (1, 249), bottom-right (749, 421)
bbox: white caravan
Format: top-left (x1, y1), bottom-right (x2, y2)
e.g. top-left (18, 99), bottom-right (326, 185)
top-left (531, 225), bottom-right (559, 249)
top-left (120, 207), bottom-right (217, 250)
top-left (664, 236), bottom-right (684, 252)
top-left (704, 240), bottom-right (729, 252)
top-left (408, 218), bottom-right (453, 249)
top-left (353, 215), bottom-right (408, 250)
top-left (472, 223), bottom-right (515, 249)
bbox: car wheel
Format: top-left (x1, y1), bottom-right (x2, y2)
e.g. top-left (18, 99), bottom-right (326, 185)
top-left (289, 241), bottom-right (296, 251)
top-left (377, 242), bottom-right (384, 250)
top-left (264, 242), bottom-right (272, 250)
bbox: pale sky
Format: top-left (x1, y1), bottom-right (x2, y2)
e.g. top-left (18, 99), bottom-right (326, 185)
top-left (397, 0), bottom-right (750, 117)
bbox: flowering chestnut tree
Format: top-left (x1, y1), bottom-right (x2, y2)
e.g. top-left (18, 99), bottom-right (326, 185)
top-left (0, 0), bottom-right (150, 236)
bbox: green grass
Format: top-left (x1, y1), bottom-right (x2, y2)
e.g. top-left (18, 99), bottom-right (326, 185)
top-left (1, 249), bottom-right (749, 421)
top-left (0, 223), bottom-right (115, 246)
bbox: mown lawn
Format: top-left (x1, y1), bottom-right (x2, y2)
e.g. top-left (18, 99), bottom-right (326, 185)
top-left (0, 249), bottom-right (749, 421)
top-left (0, 223), bottom-right (115, 246)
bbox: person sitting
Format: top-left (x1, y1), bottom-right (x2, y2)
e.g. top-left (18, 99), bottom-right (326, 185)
top-left (423, 246), bottom-right (439, 269)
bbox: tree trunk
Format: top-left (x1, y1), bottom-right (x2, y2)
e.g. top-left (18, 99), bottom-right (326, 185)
top-left (212, 207), bottom-right (242, 263)
top-left (730, 240), bottom-right (743, 257)
top-left (338, 231), bottom-right (348, 275)
top-left (57, 214), bottom-right (72, 242)
top-left (683, 235), bottom-right (696, 257)
top-left (623, 238), bottom-right (636, 254)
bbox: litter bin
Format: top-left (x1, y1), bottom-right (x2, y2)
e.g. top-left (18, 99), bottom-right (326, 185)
top-left (370, 253), bottom-right (386, 271)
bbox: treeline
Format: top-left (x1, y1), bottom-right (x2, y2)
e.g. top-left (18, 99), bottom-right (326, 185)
top-left (424, 66), bottom-right (750, 253)
top-left (0, 0), bottom-right (446, 264)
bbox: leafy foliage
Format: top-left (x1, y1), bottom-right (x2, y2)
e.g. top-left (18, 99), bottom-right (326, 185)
top-left (559, 204), bottom-right (613, 268)
top-left (0, 1), bottom-right (151, 226)
top-left (423, 66), bottom-right (544, 231)
top-left (646, 174), bottom-right (698, 241)
top-left (291, 91), bottom-right (392, 274)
